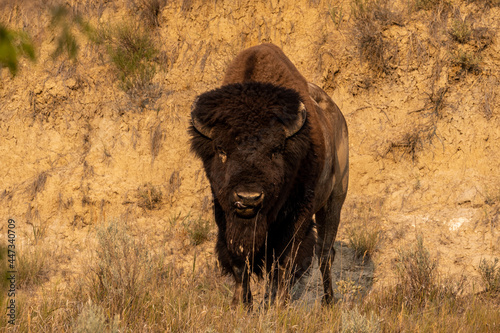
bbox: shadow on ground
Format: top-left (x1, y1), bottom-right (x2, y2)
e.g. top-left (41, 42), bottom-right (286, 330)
top-left (291, 241), bottom-right (375, 306)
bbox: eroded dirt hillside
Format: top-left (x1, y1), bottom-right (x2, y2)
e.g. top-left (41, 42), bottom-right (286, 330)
top-left (1, 0), bottom-right (499, 306)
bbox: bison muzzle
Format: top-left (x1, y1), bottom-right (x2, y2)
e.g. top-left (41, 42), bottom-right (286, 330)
top-left (189, 43), bottom-right (349, 307)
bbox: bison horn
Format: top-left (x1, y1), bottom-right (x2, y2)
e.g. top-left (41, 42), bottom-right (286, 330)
top-left (191, 116), bottom-right (213, 139)
top-left (191, 97), bottom-right (214, 139)
top-left (284, 102), bottom-right (307, 138)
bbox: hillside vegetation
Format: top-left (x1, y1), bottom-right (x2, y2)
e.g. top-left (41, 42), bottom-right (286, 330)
top-left (1, 0), bottom-right (499, 331)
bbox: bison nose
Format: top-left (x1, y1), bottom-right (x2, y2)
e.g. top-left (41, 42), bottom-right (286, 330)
top-left (235, 191), bottom-right (264, 206)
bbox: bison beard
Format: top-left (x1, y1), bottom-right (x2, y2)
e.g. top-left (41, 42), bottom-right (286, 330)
top-left (189, 43), bottom-right (349, 307)
top-left (225, 213), bottom-right (267, 257)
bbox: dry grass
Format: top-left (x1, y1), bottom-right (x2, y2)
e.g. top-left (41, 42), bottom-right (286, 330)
top-left (359, 237), bottom-right (499, 332)
top-left (336, 278), bottom-right (364, 303)
top-left (392, 236), bottom-right (468, 310)
top-left (79, 222), bottom-right (169, 326)
top-left (451, 48), bottom-right (481, 74)
top-left (25, 204), bottom-right (48, 244)
top-left (394, 235), bottom-right (439, 307)
top-left (16, 245), bottom-right (51, 289)
top-left (350, 0), bottom-right (394, 74)
top-left (468, 0), bottom-right (500, 8)
top-left (128, 0), bottom-right (167, 28)
top-left (166, 170), bottom-right (182, 205)
top-left (343, 198), bottom-right (383, 262)
top-left (383, 121), bottom-right (440, 162)
top-left (347, 227), bottom-right (380, 261)
top-left (449, 16), bottom-right (473, 43)
top-left (28, 171), bottom-right (48, 199)
top-left (73, 302), bottom-right (119, 333)
top-left (346, 218), bottom-right (380, 261)
top-left (46, 5), bottom-right (160, 94)
top-left (478, 257), bottom-right (500, 294)
top-left (412, 0), bottom-right (444, 11)
top-left (136, 182), bottom-right (163, 210)
top-left (353, 19), bottom-right (387, 73)
top-left (49, 5), bottom-right (80, 60)
top-left (341, 306), bottom-right (381, 333)
top-left (1, 220), bottom-right (500, 331)
top-left (382, 86), bottom-right (448, 162)
top-left (182, 216), bottom-right (211, 246)
top-left (150, 122), bottom-right (163, 162)
top-left (471, 26), bottom-right (495, 51)
top-left (482, 88), bottom-right (495, 119)
top-left (328, 2), bottom-right (345, 29)
top-left (349, 0), bottom-right (404, 74)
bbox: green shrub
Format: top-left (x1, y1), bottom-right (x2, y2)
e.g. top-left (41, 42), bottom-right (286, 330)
top-left (0, 24), bottom-right (35, 75)
top-left (347, 226), bottom-right (380, 260)
top-left (105, 24), bottom-right (158, 92)
top-left (136, 182), bottom-right (163, 210)
top-left (183, 217), bottom-right (211, 246)
top-left (452, 49), bottom-right (480, 73)
top-left (478, 258), bottom-right (500, 294)
top-left (449, 18), bottom-right (472, 43)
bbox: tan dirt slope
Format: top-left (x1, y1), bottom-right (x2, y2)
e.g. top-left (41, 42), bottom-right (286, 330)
top-left (1, 0), bottom-right (499, 298)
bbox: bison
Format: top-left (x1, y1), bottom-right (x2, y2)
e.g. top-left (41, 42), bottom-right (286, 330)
top-left (189, 43), bottom-right (349, 306)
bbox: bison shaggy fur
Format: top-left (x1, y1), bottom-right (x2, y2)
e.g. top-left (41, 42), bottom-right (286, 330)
top-left (189, 43), bottom-right (349, 306)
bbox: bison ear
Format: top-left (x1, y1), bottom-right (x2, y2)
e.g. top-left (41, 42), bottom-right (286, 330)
top-left (191, 97), bottom-right (214, 139)
top-left (284, 102), bottom-right (307, 138)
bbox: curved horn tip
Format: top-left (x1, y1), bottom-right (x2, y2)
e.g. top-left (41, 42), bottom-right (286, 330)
top-left (298, 101), bottom-right (306, 116)
top-left (285, 102), bottom-right (307, 138)
top-left (191, 96), bottom-right (200, 113)
top-left (191, 116), bottom-right (213, 139)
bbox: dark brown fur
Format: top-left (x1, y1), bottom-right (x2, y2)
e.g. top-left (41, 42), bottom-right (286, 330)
top-left (190, 43), bottom-right (349, 306)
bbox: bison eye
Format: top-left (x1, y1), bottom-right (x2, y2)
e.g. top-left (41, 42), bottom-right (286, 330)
top-left (216, 146), bottom-right (227, 163)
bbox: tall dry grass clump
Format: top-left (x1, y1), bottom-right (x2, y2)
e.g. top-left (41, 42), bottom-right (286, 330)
top-left (78, 222), bottom-right (170, 327)
top-left (478, 257), bottom-right (500, 294)
top-left (16, 246), bottom-right (50, 289)
top-left (73, 302), bottom-right (119, 333)
top-left (346, 219), bottom-right (380, 261)
top-left (136, 182), bottom-right (163, 210)
top-left (361, 236), bottom-right (500, 331)
top-left (341, 306), bottom-right (381, 333)
top-left (393, 235), bottom-right (441, 307)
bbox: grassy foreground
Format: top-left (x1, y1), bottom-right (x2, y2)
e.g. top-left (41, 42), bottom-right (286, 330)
top-left (1, 221), bottom-right (499, 332)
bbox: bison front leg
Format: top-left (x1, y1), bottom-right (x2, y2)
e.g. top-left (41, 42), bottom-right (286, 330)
top-left (232, 263), bottom-right (252, 307)
top-left (315, 193), bottom-right (345, 304)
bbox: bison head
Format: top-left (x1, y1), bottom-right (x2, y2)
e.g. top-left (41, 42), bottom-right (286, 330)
top-left (190, 82), bottom-right (310, 256)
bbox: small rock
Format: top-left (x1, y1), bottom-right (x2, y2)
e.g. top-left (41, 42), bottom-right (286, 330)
top-left (65, 78), bottom-right (78, 90)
